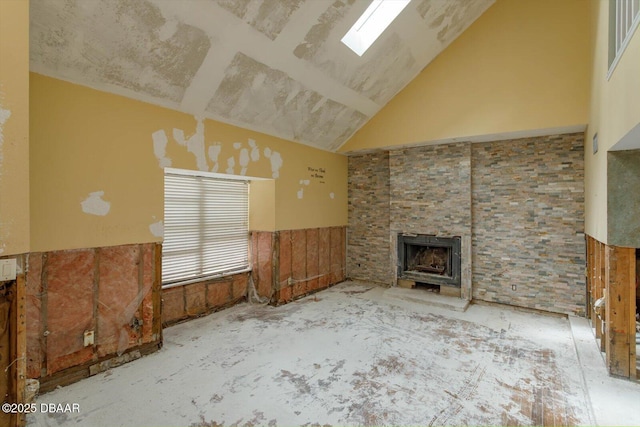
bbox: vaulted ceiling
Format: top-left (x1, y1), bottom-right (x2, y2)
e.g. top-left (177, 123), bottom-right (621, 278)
top-left (30, 0), bottom-right (495, 152)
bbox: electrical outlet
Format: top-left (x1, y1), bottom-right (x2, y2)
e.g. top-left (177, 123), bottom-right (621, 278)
top-left (84, 330), bottom-right (95, 347)
top-left (511, 284), bottom-right (517, 291)
top-left (0, 259), bottom-right (17, 281)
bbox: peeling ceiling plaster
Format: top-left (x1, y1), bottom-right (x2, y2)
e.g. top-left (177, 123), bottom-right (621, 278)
top-left (30, 0), bottom-right (495, 152)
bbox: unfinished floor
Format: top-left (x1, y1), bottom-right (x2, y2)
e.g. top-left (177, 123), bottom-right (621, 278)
top-left (27, 282), bottom-right (640, 427)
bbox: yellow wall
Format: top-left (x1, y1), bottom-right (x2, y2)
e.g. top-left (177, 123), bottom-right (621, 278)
top-left (30, 74), bottom-right (347, 252)
top-left (585, 0), bottom-right (640, 244)
top-left (0, 0), bottom-right (30, 256)
top-left (340, 0), bottom-right (590, 152)
top-left (249, 179), bottom-right (275, 232)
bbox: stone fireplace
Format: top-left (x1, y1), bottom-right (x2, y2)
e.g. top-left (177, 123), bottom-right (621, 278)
top-left (349, 134), bottom-right (585, 312)
top-left (397, 234), bottom-right (461, 287)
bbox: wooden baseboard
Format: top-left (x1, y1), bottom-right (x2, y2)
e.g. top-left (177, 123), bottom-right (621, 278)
top-left (37, 340), bottom-right (162, 394)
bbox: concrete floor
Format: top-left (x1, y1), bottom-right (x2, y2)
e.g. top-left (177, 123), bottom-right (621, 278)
top-left (27, 282), bottom-right (640, 427)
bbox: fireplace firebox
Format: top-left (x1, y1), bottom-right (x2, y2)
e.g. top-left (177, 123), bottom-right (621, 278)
top-left (397, 234), bottom-right (461, 287)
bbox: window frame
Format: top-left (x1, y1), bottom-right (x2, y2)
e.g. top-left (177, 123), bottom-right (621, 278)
top-left (162, 167), bottom-right (250, 288)
top-left (608, 0), bottom-right (640, 79)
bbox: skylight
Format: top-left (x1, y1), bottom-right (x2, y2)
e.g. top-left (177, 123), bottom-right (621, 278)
top-left (341, 0), bottom-right (412, 56)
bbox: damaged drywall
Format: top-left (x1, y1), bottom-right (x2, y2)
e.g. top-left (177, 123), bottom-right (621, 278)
top-left (30, 0), bottom-right (494, 151)
top-left (173, 117), bottom-right (208, 171)
top-left (293, 0), bottom-right (355, 60)
top-left (0, 90), bottom-right (10, 180)
top-left (206, 52), bottom-right (368, 150)
top-left (152, 116), bottom-right (283, 178)
top-left (263, 147), bottom-right (283, 179)
top-left (151, 130), bottom-right (171, 168)
top-left (149, 220), bottom-right (163, 238)
top-left (214, 0), bottom-right (305, 41)
top-left (81, 191), bottom-right (111, 216)
top-left (26, 244), bottom-right (161, 382)
top-left (297, 179), bottom-right (310, 199)
top-left (30, 0), bottom-right (211, 103)
top-left (0, 96), bottom-right (10, 255)
top-left (0, 101), bottom-right (10, 159)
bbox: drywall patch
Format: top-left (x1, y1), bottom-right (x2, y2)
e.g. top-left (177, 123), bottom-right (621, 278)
top-left (294, 3), bottom-right (415, 105)
top-left (0, 96), bottom-right (11, 178)
top-left (263, 148), bottom-right (283, 179)
top-left (226, 157), bottom-right (236, 175)
top-left (30, 0), bottom-right (211, 103)
top-left (149, 220), bottom-right (164, 238)
top-left (416, 0), bottom-right (495, 45)
top-left (270, 152), bottom-right (282, 178)
top-left (0, 90), bottom-right (9, 251)
top-left (81, 191), bottom-right (111, 216)
top-left (249, 139), bottom-right (260, 162)
top-left (417, 0), bottom-right (433, 19)
top-left (153, 117), bottom-right (281, 177)
top-left (173, 117), bottom-right (208, 171)
top-left (208, 143), bottom-right (222, 172)
top-left (293, 0), bottom-right (355, 60)
top-left (152, 130), bottom-right (172, 168)
top-left (297, 179), bottom-right (310, 199)
top-left (157, 17), bottom-right (179, 42)
top-left (239, 148), bottom-right (250, 175)
top-left (206, 52), bottom-right (367, 149)
top-left (349, 34), bottom-right (416, 104)
top-left (215, 0), bottom-right (304, 40)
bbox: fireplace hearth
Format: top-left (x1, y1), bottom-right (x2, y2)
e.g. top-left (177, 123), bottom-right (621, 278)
top-left (397, 234), bottom-right (461, 287)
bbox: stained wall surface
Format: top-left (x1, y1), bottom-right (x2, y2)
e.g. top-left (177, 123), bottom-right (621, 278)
top-left (340, 0), bottom-right (590, 152)
top-left (0, 0), bottom-right (30, 256)
top-left (29, 74), bottom-right (347, 252)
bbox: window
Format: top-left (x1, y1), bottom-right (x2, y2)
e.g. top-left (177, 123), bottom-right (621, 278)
top-left (341, 0), bottom-right (411, 56)
top-left (163, 168), bottom-right (249, 286)
top-left (608, 0), bottom-right (640, 75)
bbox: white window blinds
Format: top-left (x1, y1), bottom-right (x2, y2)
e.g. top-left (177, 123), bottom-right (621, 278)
top-left (163, 169), bottom-right (249, 286)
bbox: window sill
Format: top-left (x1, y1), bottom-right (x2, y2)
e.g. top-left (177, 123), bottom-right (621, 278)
top-left (162, 267), bottom-right (252, 289)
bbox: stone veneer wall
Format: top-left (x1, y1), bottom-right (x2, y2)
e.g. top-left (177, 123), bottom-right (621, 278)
top-left (389, 142), bottom-right (472, 299)
top-left (471, 134), bottom-right (585, 314)
top-left (346, 133), bottom-right (586, 315)
top-left (347, 152), bottom-right (391, 284)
